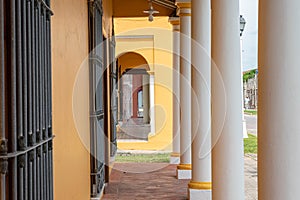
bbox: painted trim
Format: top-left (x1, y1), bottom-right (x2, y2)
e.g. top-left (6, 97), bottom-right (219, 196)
top-left (171, 152), bottom-right (180, 157)
top-left (176, 2), bottom-right (191, 9)
top-left (177, 163), bottom-right (192, 170)
top-left (188, 181), bottom-right (212, 190)
top-left (179, 13), bottom-right (191, 17)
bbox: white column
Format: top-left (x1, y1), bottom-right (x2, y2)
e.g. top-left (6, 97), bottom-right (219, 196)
top-left (176, 0), bottom-right (192, 180)
top-left (258, 1), bottom-right (300, 199)
top-left (189, 0), bottom-right (212, 199)
top-left (211, 0), bottom-right (245, 199)
top-left (169, 17), bottom-right (181, 165)
top-left (149, 73), bottom-right (155, 135)
top-left (143, 74), bottom-right (150, 124)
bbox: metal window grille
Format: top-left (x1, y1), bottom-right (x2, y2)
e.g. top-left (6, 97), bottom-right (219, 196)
top-left (109, 35), bottom-right (118, 157)
top-left (88, 0), bottom-right (106, 197)
top-left (0, 0), bottom-right (54, 199)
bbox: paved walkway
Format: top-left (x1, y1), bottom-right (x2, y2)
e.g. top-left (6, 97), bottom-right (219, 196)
top-left (245, 114), bottom-right (257, 136)
top-left (103, 163), bottom-right (189, 200)
top-left (103, 155), bottom-right (257, 200)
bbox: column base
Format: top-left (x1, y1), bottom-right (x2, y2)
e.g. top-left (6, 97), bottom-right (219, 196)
top-left (170, 156), bottom-right (180, 164)
top-left (188, 189), bottom-right (212, 200)
top-left (177, 169), bottom-right (191, 179)
top-left (148, 132), bottom-right (155, 137)
top-left (188, 182), bottom-right (212, 200)
top-left (170, 152), bottom-right (180, 164)
top-left (243, 119), bottom-right (248, 138)
top-left (176, 164), bottom-right (192, 179)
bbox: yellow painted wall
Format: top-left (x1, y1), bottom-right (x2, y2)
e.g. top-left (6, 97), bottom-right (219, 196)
top-left (52, 0), bottom-right (113, 199)
top-left (115, 17), bottom-right (174, 151)
top-left (118, 52), bottom-right (150, 74)
top-left (52, 0), bottom-right (90, 199)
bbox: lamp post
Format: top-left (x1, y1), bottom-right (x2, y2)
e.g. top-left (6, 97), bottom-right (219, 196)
top-left (240, 15), bottom-right (248, 138)
top-left (240, 15), bottom-right (246, 36)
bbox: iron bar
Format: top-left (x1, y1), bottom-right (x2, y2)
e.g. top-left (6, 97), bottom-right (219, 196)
top-left (27, 0), bottom-right (33, 144)
top-left (28, 152), bottom-right (33, 200)
top-left (38, 3), bottom-right (45, 199)
top-left (17, 0), bottom-right (25, 197)
top-left (46, 2), bottom-right (52, 138)
top-left (22, 1), bottom-right (29, 198)
top-left (31, 2), bottom-right (38, 199)
top-left (18, 156), bottom-right (25, 200)
top-left (33, 150), bottom-right (37, 200)
top-left (35, 1), bottom-right (40, 140)
top-left (9, 0), bottom-right (18, 199)
top-left (35, 4), bottom-right (42, 198)
top-left (41, 8), bottom-right (45, 140)
top-left (0, 0), bottom-right (7, 196)
top-left (48, 143), bottom-right (53, 200)
top-left (42, 6), bottom-right (49, 199)
top-left (0, 0), bottom-right (5, 142)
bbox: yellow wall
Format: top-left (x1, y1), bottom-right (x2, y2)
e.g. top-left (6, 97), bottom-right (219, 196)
top-left (115, 17), bottom-right (174, 151)
top-left (51, 0), bottom-right (113, 199)
top-left (52, 0), bottom-right (90, 199)
top-left (118, 52), bottom-right (150, 74)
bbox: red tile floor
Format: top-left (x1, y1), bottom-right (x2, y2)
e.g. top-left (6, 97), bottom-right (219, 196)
top-left (103, 163), bottom-right (190, 200)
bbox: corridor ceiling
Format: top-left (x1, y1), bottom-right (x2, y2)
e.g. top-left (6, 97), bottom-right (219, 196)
top-left (113, 0), bottom-right (177, 17)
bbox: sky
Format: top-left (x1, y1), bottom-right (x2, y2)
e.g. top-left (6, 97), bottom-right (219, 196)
top-left (240, 0), bottom-right (258, 71)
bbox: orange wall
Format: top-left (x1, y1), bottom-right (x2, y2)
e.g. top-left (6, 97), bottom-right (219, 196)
top-left (51, 0), bottom-right (90, 199)
top-left (51, 0), bottom-right (113, 199)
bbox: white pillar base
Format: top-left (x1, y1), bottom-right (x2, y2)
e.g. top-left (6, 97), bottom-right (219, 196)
top-left (188, 189), bottom-right (212, 200)
top-left (177, 169), bottom-right (192, 179)
top-left (170, 156), bottom-right (180, 164)
top-left (243, 119), bottom-right (248, 138)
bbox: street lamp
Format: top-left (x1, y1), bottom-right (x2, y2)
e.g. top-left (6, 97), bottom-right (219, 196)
top-left (240, 15), bottom-right (248, 138)
top-left (240, 15), bottom-right (246, 36)
top-left (143, 0), bottom-right (159, 22)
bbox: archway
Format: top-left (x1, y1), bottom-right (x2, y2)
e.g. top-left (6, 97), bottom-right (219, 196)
top-left (116, 52), bottom-right (154, 140)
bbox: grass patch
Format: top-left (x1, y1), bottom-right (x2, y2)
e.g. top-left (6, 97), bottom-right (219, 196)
top-left (244, 110), bottom-right (257, 115)
top-left (115, 153), bottom-right (170, 163)
top-left (244, 134), bottom-right (257, 154)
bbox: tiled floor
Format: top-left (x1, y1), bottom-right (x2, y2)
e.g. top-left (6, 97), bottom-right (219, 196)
top-left (103, 156), bottom-right (258, 200)
top-left (103, 163), bottom-right (190, 200)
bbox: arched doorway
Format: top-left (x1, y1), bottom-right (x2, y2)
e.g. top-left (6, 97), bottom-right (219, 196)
top-left (116, 52), bottom-right (153, 140)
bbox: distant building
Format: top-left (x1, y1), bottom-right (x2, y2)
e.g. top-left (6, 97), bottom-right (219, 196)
top-left (243, 69), bottom-right (258, 109)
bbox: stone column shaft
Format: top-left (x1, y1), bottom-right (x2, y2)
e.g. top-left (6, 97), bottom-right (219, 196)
top-left (169, 17), bottom-right (181, 164)
top-left (189, 0), bottom-right (212, 198)
top-left (258, 0), bottom-right (300, 199)
top-left (176, 0), bottom-right (192, 179)
top-left (211, 0), bottom-right (245, 199)
top-left (143, 75), bottom-right (150, 124)
top-left (149, 73), bottom-right (155, 135)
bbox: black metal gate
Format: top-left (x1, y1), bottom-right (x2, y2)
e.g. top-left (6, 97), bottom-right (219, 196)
top-left (0, 0), bottom-right (54, 199)
top-left (88, 0), bottom-right (106, 197)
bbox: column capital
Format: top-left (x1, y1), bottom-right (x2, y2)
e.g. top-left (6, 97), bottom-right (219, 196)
top-left (169, 17), bottom-right (180, 25)
top-left (176, 0), bottom-right (191, 9)
top-left (176, 0), bottom-right (191, 16)
top-left (147, 71), bottom-right (155, 76)
top-left (169, 17), bottom-right (180, 31)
